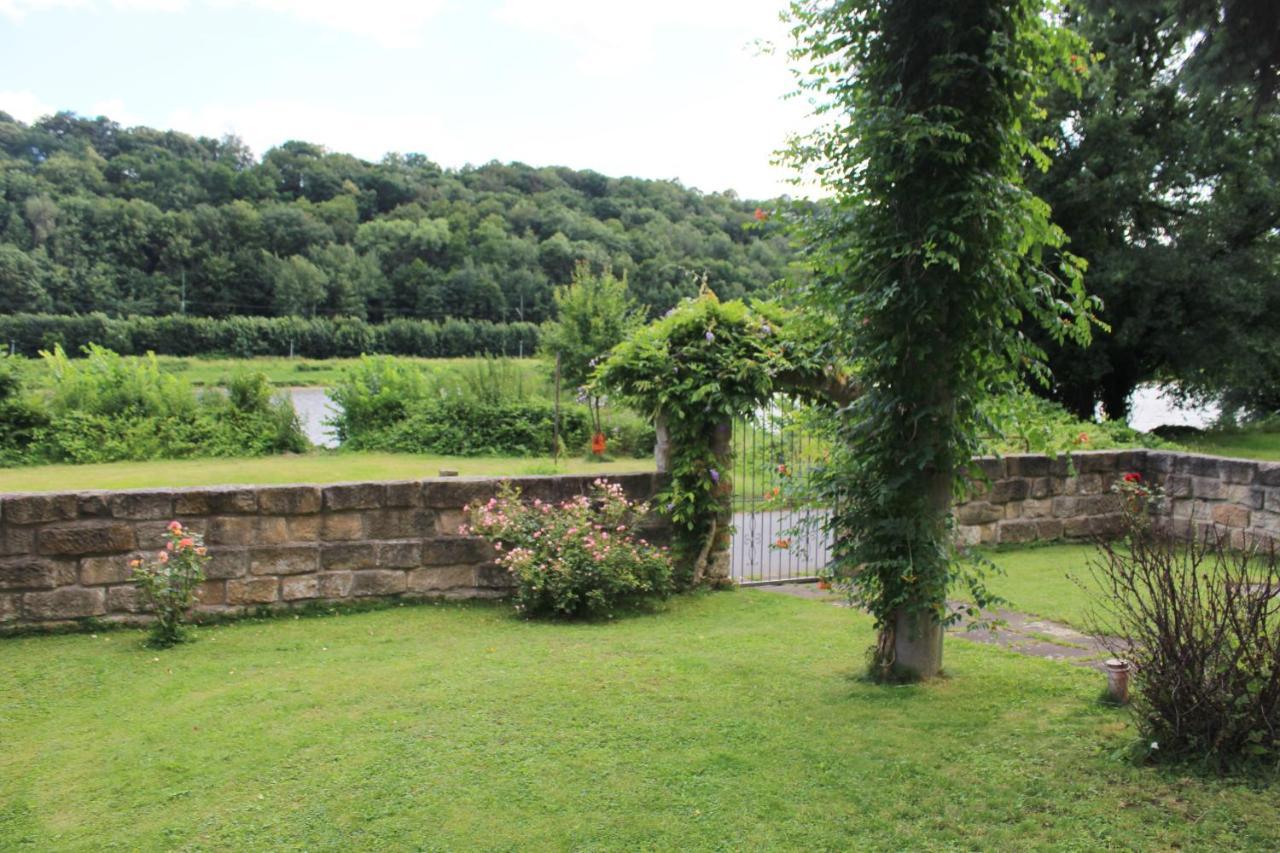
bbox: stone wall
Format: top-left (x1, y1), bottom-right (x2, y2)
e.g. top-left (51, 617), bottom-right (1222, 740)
top-left (955, 450), bottom-right (1280, 550)
top-left (0, 472), bottom-right (668, 632)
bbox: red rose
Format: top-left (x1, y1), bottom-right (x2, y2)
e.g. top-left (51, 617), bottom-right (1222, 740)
top-left (1123, 472), bottom-right (1142, 483)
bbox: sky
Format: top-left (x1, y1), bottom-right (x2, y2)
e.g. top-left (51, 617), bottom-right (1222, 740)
top-left (0, 0), bottom-right (817, 200)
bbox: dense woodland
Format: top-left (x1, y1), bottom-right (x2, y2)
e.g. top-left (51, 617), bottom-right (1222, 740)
top-left (0, 112), bottom-right (792, 324)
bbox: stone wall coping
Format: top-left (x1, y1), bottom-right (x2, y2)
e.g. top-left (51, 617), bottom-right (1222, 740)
top-left (0, 470), bottom-right (664, 500)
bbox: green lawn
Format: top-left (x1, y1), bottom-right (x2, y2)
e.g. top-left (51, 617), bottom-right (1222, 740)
top-left (15, 354), bottom-right (553, 389)
top-left (3, 592), bottom-right (1277, 849)
top-left (977, 544), bottom-right (1100, 629)
top-left (0, 452), bottom-right (653, 493)
top-left (1182, 427), bottom-right (1280, 462)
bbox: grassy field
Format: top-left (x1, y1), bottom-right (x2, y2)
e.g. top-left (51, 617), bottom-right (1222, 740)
top-left (3, 591), bottom-right (1277, 850)
top-left (0, 452), bottom-right (654, 493)
top-left (1182, 426), bottom-right (1280, 461)
top-left (14, 354), bottom-right (553, 389)
top-left (976, 544), bottom-right (1099, 628)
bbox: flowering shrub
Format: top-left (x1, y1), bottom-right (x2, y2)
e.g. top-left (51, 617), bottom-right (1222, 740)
top-left (130, 521), bottom-right (208, 647)
top-left (466, 479), bottom-right (673, 619)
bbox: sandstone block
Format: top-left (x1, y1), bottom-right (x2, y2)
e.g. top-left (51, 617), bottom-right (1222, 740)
top-left (80, 554), bottom-right (137, 586)
top-left (474, 563), bottom-right (515, 588)
top-left (997, 519), bottom-right (1039, 545)
top-left (77, 494), bottom-right (111, 517)
top-left (1211, 503), bottom-right (1250, 529)
top-left (350, 569), bottom-right (407, 596)
top-left (969, 457), bottom-right (1006, 480)
top-left (1257, 463), bottom-right (1280, 487)
top-left (106, 585), bottom-right (147, 613)
top-left (421, 537), bottom-right (493, 566)
top-left (317, 571), bottom-right (353, 598)
top-left (257, 485), bottom-right (322, 515)
top-left (323, 483), bottom-right (384, 511)
top-left (1028, 477), bottom-right (1053, 499)
top-left (1192, 477), bottom-right (1225, 500)
top-left (955, 502), bottom-right (1003, 526)
top-left (206, 516), bottom-right (256, 546)
top-left (1, 526), bottom-right (35, 556)
top-left (421, 479), bottom-right (496, 509)
top-left (1035, 519), bottom-right (1065, 540)
top-left (1075, 474), bottom-right (1104, 496)
top-left (384, 481), bottom-right (424, 508)
top-left (255, 517), bottom-right (291, 546)
top-left (0, 592), bottom-right (19, 622)
top-left (377, 541), bottom-right (422, 569)
top-left (1006, 455), bottom-right (1051, 478)
top-left (175, 488), bottom-right (257, 515)
top-left (205, 548), bottom-right (248, 579)
top-left (434, 509), bottom-right (468, 536)
top-left (250, 546), bottom-right (319, 576)
top-left (321, 543), bottom-right (377, 571)
top-left (226, 577), bottom-right (278, 605)
top-left (24, 586), bottom-right (106, 619)
top-left (281, 575), bottom-right (319, 601)
top-left (407, 565), bottom-right (475, 592)
top-left (38, 523), bottom-right (136, 557)
top-left (108, 492), bottom-right (174, 520)
top-left (2, 494), bottom-right (78, 525)
top-left (0, 556), bottom-right (65, 590)
top-left (286, 516), bottom-right (321, 542)
top-left (1019, 499), bottom-right (1053, 519)
top-left (364, 509), bottom-right (432, 540)
top-left (134, 520), bottom-right (180, 549)
top-left (195, 580), bottom-right (225, 606)
top-left (321, 513), bottom-right (364, 541)
top-left (989, 479), bottom-right (1030, 503)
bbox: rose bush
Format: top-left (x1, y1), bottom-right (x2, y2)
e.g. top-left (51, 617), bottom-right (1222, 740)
top-left (130, 520), bottom-right (209, 647)
top-left (466, 479), bottom-right (673, 619)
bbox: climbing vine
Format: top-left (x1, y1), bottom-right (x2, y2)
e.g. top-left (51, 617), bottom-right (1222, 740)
top-left (594, 289), bottom-right (840, 587)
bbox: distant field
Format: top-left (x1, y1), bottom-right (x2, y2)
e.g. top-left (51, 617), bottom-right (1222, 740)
top-left (14, 354), bottom-right (553, 390)
top-left (0, 452), bottom-right (654, 494)
top-left (1181, 427), bottom-right (1280, 461)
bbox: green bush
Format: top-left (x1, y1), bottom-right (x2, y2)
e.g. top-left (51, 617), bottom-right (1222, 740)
top-left (2, 346), bottom-right (308, 466)
top-left (466, 480), bottom-right (673, 619)
top-left (0, 313), bottom-right (539, 359)
top-left (328, 355), bottom-right (590, 456)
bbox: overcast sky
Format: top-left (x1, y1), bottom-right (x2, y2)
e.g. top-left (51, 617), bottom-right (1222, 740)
top-left (0, 0), bottom-right (816, 200)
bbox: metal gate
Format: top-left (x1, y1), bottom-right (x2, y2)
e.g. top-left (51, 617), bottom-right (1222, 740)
top-left (730, 396), bottom-right (833, 585)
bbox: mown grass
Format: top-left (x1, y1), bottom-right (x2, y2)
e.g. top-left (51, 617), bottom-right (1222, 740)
top-left (3, 591), bottom-right (1277, 850)
top-left (1182, 426), bottom-right (1280, 462)
top-left (15, 355), bottom-right (553, 390)
top-left (976, 543), bottom-right (1100, 629)
top-left (0, 452), bottom-right (654, 493)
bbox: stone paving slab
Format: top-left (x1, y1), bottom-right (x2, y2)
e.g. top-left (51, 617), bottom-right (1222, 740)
top-left (751, 582), bottom-right (1119, 671)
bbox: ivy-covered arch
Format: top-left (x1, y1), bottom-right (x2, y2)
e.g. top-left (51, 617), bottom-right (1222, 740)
top-left (594, 289), bottom-right (854, 588)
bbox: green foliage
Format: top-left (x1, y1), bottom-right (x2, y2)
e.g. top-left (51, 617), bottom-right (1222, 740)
top-left (0, 313), bottom-right (538, 359)
top-left (466, 480), bottom-right (672, 618)
top-left (0, 111), bottom-right (792, 324)
top-left (0, 354), bottom-right (47, 465)
top-left (784, 0), bottom-right (1097, 675)
top-left (1, 345), bottom-right (307, 465)
top-left (130, 521), bottom-right (208, 648)
top-left (981, 391), bottom-right (1176, 456)
top-left (1025, 1), bottom-right (1280, 420)
top-left (539, 261), bottom-right (645, 391)
top-left (597, 291), bottom-right (822, 583)
top-left (327, 355), bottom-right (590, 456)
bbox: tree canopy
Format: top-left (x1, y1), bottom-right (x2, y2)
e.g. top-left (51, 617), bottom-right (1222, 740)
top-left (0, 111), bottom-right (793, 324)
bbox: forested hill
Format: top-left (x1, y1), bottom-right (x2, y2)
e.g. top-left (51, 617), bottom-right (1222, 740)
top-left (0, 111), bottom-right (793, 324)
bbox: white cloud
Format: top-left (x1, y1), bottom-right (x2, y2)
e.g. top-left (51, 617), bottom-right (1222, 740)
top-left (0, 90), bottom-right (56, 122)
top-left (1, 0), bottom-right (447, 46)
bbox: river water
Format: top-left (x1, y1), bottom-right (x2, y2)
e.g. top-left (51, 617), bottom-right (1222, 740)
top-left (283, 383), bottom-right (1220, 451)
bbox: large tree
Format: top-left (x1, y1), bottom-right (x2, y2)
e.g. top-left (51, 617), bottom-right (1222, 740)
top-left (786, 0), bottom-right (1094, 679)
top-left (1027, 0), bottom-right (1280, 420)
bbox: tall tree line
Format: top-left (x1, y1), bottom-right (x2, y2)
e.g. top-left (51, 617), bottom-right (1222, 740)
top-left (0, 112), bottom-right (793, 325)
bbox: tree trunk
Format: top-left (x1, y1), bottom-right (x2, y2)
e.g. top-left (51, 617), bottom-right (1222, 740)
top-left (886, 463), bottom-right (952, 680)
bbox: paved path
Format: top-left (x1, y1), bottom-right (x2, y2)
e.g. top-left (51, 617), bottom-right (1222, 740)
top-left (753, 582), bottom-right (1117, 671)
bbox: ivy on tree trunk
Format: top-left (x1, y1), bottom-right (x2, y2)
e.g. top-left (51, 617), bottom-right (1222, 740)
top-left (784, 0), bottom-right (1097, 680)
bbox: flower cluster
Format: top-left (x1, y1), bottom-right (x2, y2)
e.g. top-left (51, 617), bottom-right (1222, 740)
top-left (1113, 471), bottom-right (1160, 531)
top-left (130, 520), bottom-right (209, 647)
top-left (466, 479), bottom-right (673, 619)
